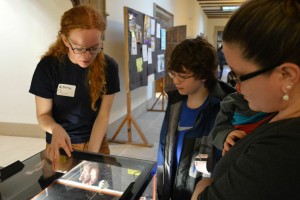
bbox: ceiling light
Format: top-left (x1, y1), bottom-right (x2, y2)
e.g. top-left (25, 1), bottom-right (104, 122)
top-left (222, 6), bottom-right (240, 11)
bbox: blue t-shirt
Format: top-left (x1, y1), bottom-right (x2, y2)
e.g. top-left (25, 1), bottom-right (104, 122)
top-left (176, 98), bottom-right (209, 165)
top-left (29, 55), bottom-right (120, 144)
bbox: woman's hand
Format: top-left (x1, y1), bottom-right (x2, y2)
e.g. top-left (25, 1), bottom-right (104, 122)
top-left (191, 178), bottom-right (213, 200)
top-left (223, 130), bottom-right (246, 155)
top-left (47, 125), bottom-right (72, 161)
top-left (35, 96), bottom-right (73, 161)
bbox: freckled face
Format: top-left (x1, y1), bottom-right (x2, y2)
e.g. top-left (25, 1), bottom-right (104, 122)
top-left (62, 28), bottom-right (102, 68)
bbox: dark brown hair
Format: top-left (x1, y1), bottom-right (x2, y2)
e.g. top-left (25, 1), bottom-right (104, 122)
top-left (223, 0), bottom-right (300, 69)
top-left (168, 36), bottom-right (218, 91)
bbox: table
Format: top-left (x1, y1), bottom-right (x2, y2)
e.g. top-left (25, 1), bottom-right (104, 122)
top-left (0, 150), bottom-right (156, 200)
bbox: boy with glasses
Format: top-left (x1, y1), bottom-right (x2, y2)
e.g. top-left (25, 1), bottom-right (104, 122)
top-left (156, 36), bottom-right (234, 200)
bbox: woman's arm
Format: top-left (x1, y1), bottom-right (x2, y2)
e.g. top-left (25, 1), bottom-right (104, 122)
top-left (88, 94), bottom-right (116, 153)
top-left (191, 178), bottom-right (213, 200)
top-left (35, 96), bottom-right (72, 160)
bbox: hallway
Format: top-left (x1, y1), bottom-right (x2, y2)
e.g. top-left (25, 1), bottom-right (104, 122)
top-left (0, 108), bottom-right (165, 168)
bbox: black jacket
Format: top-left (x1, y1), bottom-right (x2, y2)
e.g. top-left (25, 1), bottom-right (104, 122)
top-left (157, 81), bottom-right (234, 200)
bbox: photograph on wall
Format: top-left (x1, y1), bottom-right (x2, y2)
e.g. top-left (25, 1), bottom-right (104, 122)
top-left (144, 15), bottom-right (152, 46)
top-left (151, 37), bottom-right (155, 52)
top-left (151, 18), bottom-right (156, 35)
top-left (156, 23), bottom-right (161, 38)
top-left (147, 48), bottom-right (152, 64)
top-left (131, 37), bottom-right (137, 55)
top-left (128, 10), bottom-right (137, 38)
top-left (154, 19), bottom-right (167, 80)
top-left (160, 29), bottom-right (166, 50)
top-left (157, 54), bottom-right (165, 73)
top-left (128, 10), bottom-right (142, 43)
top-left (125, 7), bottom-right (166, 88)
top-left (142, 45), bottom-right (148, 62)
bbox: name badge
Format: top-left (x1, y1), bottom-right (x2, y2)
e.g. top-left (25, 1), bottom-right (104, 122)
top-left (57, 84), bottom-right (76, 97)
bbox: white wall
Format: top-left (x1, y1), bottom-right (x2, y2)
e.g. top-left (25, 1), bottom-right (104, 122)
top-left (0, 0), bottom-right (207, 125)
top-left (172, 0), bottom-right (207, 38)
top-left (0, 0), bottom-right (72, 123)
top-left (206, 18), bottom-right (229, 47)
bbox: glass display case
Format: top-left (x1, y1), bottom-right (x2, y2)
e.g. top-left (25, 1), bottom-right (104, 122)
top-left (0, 150), bottom-right (156, 200)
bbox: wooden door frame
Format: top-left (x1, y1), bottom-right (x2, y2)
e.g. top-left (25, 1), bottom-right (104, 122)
top-left (153, 3), bottom-right (174, 27)
top-left (213, 26), bottom-right (225, 48)
top-left (149, 4), bottom-right (174, 111)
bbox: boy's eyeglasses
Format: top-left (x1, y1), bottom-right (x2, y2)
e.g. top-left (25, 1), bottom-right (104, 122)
top-left (67, 38), bottom-right (103, 54)
top-left (228, 65), bottom-right (278, 86)
top-left (168, 71), bottom-right (194, 82)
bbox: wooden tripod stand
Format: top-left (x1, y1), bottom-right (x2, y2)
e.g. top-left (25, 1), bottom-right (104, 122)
top-left (148, 77), bottom-right (167, 112)
top-left (109, 7), bottom-right (153, 147)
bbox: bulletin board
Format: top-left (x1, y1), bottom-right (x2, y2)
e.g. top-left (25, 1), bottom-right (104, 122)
top-left (126, 7), bottom-right (167, 91)
top-left (110, 7), bottom-right (167, 147)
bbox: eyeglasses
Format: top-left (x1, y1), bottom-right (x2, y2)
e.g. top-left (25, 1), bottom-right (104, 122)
top-left (228, 65), bottom-right (278, 86)
top-left (168, 71), bottom-right (194, 82)
top-left (67, 38), bottom-right (103, 54)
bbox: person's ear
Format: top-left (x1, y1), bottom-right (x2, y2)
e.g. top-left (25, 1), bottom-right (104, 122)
top-left (60, 34), bottom-right (69, 47)
top-left (279, 63), bottom-right (300, 82)
top-left (277, 63), bottom-right (300, 94)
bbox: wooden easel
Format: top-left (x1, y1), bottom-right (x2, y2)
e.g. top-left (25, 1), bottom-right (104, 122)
top-left (109, 7), bottom-right (153, 147)
top-left (148, 77), bottom-right (167, 112)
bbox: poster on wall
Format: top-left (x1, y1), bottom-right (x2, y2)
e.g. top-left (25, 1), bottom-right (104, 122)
top-left (144, 15), bottom-right (152, 46)
top-left (125, 7), bottom-right (167, 90)
top-left (126, 8), bottom-right (148, 90)
top-left (154, 19), bottom-right (167, 80)
top-left (160, 29), bottom-right (166, 50)
top-left (157, 54), bottom-right (165, 73)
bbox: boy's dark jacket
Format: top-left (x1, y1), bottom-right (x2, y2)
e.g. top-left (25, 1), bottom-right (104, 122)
top-left (156, 81), bottom-right (235, 200)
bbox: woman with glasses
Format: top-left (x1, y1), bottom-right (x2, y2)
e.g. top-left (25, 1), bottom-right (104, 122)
top-left (192, 0), bottom-right (300, 199)
top-left (211, 77), bottom-right (272, 156)
top-left (29, 6), bottom-right (119, 168)
top-left (156, 36), bottom-right (234, 200)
